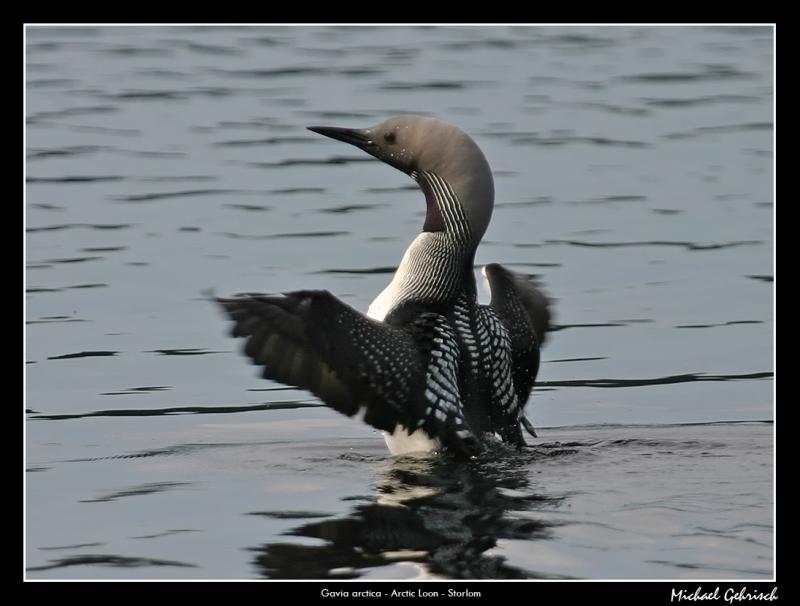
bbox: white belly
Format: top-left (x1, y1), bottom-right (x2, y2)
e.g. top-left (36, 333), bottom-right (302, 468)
top-left (383, 426), bottom-right (441, 454)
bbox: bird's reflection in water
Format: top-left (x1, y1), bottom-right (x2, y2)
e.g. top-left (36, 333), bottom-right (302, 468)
top-left (253, 445), bottom-right (572, 579)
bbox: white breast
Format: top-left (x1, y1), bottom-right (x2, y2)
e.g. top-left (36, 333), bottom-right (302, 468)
top-left (366, 233), bottom-right (431, 321)
top-left (366, 280), bottom-right (403, 322)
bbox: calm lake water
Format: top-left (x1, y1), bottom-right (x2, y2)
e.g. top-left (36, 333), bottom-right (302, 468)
top-left (25, 25), bottom-right (774, 580)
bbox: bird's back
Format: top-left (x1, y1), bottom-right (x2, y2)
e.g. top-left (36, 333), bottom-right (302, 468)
top-left (374, 274), bottom-right (529, 453)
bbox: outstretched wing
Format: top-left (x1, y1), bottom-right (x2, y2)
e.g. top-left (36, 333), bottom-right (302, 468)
top-left (483, 263), bottom-right (552, 406)
top-left (216, 290), bottom-right (475, 453)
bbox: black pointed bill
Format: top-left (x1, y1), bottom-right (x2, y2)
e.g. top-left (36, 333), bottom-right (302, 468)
top-left (307, 126), bottom-right (374, 150)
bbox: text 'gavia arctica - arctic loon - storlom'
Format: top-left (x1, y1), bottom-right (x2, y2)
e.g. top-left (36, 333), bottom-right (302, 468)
top-left (216, 116), bottom-right (552, 456)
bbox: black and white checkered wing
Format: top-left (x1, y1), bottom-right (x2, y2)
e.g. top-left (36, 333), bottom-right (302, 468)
top-left (484, 263), bottom-right (551, 408)
top-left (407, 313), bottom-right (476, 453)
top-left (476, 306), bottom-right (525, 444)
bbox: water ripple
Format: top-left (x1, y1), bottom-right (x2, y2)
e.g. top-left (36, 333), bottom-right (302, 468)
top-left (224, 203), bottom-right (271, 212)
top-left (512, 135), bottom-right (650, 148)
top-left (30, 203), bottom-right (65, 211)
top-left (47, 351), bottom-right (117, 360)
top-left (26, 78), bottom-right (80, 88)
top-left (746, 275), bottom-right (773, 283)
top-left (215, 136), bottom-right (315, 147)
top-left (39, 542), bottom-right (106, 551)
top-left (540, 371), bottom-right (772, 389)
top-left (316, 266), bottom-right (397, 275)
top-left (618, 65), bottom-right (757, 83)
top-left (380, 80), bottom-right (491, 90)
top-left (247, 511), bottom-right (332, 520)
top-left (536, 239), bottom-right (764, 251)
top-left (27, 283), bottom-right (107, 294)
top-left (642, 94), bottom-right (761, 107)
top-left (169, 40), bottom-right (242, 56)
top-left (100, 46), bottom-right (173, 57)
top-left (26, 316), bottom-right (86, 325)
top-left (297, 110), bottom-right (376, 120)
top-left (33, 256), bottom-right (103, 265)
top-left (675, 320), bottom-right (763, 329)
top-left (318, 204), bottom-right (386, 214)
top-left (569, 195), bottom-right (647, 204)
top-left (26, 223), bottom-right (135, 233)
top-left (27, 175), bottom-right (125, 184)
top-left (80, 481), bottom-right (190, 503)
top-left (664, 122), bottom-right (773, 140)
top-left (248, 156), bottom-right (375, 169)
top-left (545, 357), bottom-right (608, 364)
top-left (131, 529), bottom-right (200, 540)
top-left (147, 348), bottom-right (225, 356)
top-left (221, 231), bottom-right (349, 240)
top-left (210, 66), bottom-right (329, 78)
top-left (27, 105), bottom-right (118, 121)
top-left (112, 189), bottom-right (247, 203)
top-left (27, 554), bottom-right (198, 572)
top-left (95, 386), bottom-right (171, 396)
top-left (27, 145), bottom-right (109, 159)
top-left (30, 400), bottom-right (322, 421)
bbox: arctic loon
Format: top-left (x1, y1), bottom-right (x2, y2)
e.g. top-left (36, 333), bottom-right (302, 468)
top-left (216, 116), bottom-right (551, 456)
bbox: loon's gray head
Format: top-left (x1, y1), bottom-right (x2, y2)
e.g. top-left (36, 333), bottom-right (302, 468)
top-left (308, 115), bottom-right (495, 245)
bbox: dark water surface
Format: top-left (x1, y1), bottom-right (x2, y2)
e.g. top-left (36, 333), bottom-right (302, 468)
top-left (25, 25), bottom-right (773, 579)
